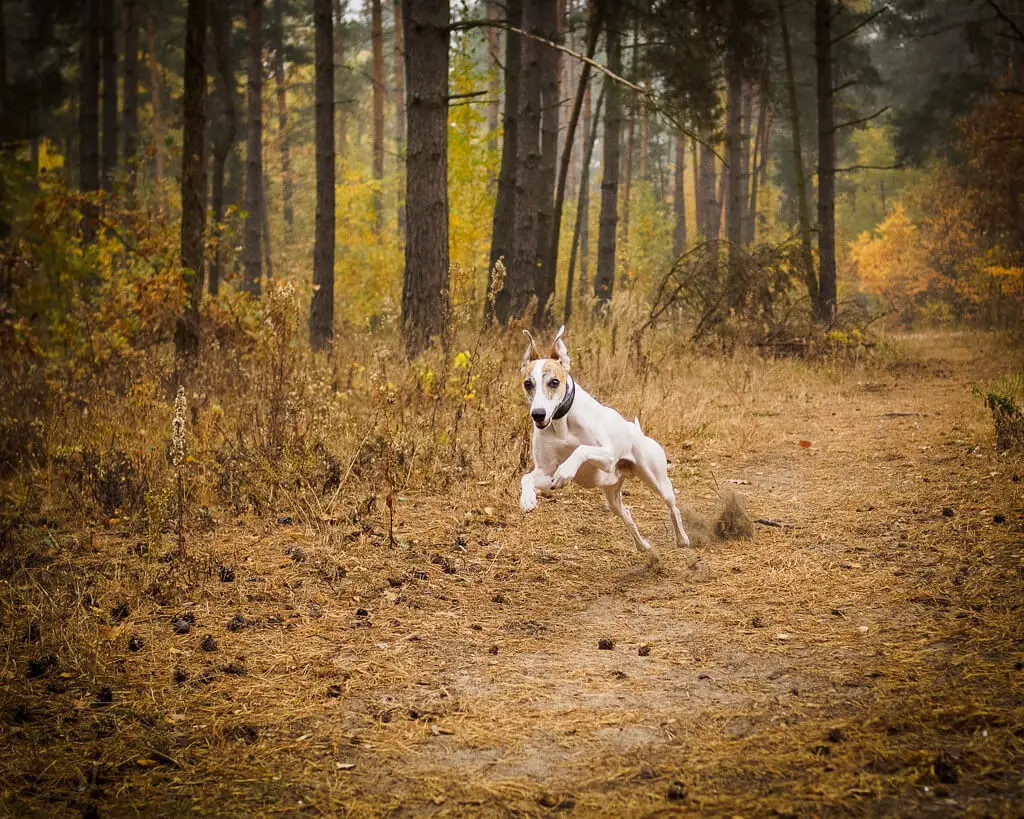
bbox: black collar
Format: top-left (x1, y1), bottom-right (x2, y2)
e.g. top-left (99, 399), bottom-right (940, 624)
top-left (552, 376), bottom-right (575, 421)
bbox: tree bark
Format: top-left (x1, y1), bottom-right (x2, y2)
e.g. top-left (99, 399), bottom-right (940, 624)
top-left (621, 28), bottom-right (636, 254)
top-left (747, 96), bottom-right (769, 246)
top-left (333, 0), bottom-right (347, 166)
top-left (273, 0), bottom-right (293, 234)
top-left (534, 0), bottom-right (560, 319)
top-left (242, 0), bottom-right (263, 296)
top-left (209, 0), bottom-right (238, 296)
top-left (779, 0), bottom-right (816, 309)
top-left (490, 0), bottom-right (522, 324)
top-left (401, 0), bottom-right (449, 355)
top-left (579, 73), bottom-right (592, 293)
top-left (485, 0), bottom-right (500, 154)
top-left (311, 0), bottom-right (335, 350)
top-left (510, 0), bottom-right (543, 320)
top-left (546, 2), bottom-right (600, 317)
top-left (593, 16), bottom-right (621, 307)
top-left (393, 0), bottom-right (406, 235)
top-left (565, 85), bottom-right (603, 322)
top-left (146, 8), bottom-right (164, 187)
top-left (673, 133), bottom-right (686, 257)
top-left (79, 0), bottom-right (100, 242)
top-left (123, 0), bottom-right (139, 193)
top-left (815, 0), bottom-right (837, 321)
top-left (724, 52), bottom-right (743, 264)
top-left (698, 133), bottom-right (716, 241)
top-left (371, 0), bottom-right (385, 231)
top-left (691, 139), bottom-right (701, 238)
top-left (738, 85), bottom-right (752, 246)
top-left (100, 0), bottom-right (117, 192)
top-left (176, 0), bottom-right (207, 362)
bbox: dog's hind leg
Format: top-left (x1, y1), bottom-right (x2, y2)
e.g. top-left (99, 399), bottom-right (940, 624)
top-left (634, 442), bottom-right (691, 548)
top-left (602, 482), bottom-right (659, 569)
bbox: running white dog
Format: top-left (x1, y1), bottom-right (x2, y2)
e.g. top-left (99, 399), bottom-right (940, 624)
top-left (519, 326), bottom-right (690, 568)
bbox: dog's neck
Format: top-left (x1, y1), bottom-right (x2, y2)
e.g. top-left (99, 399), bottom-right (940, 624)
top-left (551, 375), bottom-right (576, 421)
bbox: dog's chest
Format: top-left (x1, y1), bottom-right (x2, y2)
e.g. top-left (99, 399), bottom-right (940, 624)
top-left (534, 421), bottom-right (598, 473)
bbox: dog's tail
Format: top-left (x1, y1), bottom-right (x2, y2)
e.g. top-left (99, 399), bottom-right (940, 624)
top-left (634, 417), bottom-right (643, 433)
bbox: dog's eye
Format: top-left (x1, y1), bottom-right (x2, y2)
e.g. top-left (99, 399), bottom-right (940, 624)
top-left (523, 380), bottom-right (534, 391)
top-left (549, 379), bottom-right (560, 388)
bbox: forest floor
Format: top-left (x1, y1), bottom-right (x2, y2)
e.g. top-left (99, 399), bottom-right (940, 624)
top-left (2, 332), bottom-right (1024, 817)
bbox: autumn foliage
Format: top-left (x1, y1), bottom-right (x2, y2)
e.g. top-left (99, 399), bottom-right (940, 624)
top-left (851, 79), bottom-right (1024, 328)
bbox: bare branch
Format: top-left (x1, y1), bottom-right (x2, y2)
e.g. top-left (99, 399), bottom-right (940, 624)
top-left (831, 8), bottom-right (887, 45)
top-left (834, 163), bottom-right (903, 173)
top-left (983, 0), bottom-right (1024, 45)
top-left (832, 78), bottom-right (858, 94)
top-left (831, 105), bottom-right (890, 132)
top-left (449, 17), bottom-right (721, 157)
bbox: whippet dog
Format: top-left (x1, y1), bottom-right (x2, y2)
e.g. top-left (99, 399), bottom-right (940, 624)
top-left (519, 326), bottom-right (691, 568)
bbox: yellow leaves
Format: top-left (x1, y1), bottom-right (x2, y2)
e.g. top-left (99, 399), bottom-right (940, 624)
top-left (851, 204), bottom-right (935, 304)
top-left (984, 264), bottom-right (1024, 280)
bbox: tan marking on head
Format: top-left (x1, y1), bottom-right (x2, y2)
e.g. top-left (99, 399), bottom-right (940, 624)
top-left (540, 360), bottom-right (568, 399)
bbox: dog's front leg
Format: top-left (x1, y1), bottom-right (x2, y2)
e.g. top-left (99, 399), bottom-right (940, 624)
top-left (551, 445), bottom-right (616, 489)
top-left (520, 468), bottom-right (553, 512)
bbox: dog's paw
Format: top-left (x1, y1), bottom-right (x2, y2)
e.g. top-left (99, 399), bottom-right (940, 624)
top-left (520, 491), bottom-right (538, 513)
top-left (550, 466), bottom-right (573, 489)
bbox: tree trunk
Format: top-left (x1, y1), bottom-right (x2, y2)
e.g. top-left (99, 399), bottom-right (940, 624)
top-left (779, 0), bottom-right (817, 310)
top-left (393, 0), bottom-right (406, 235)
top-left (621, 24), bottom-right (638, 257)
top-left (698, 134), bottom-right (716, 241)
top-left (123, 0), bottom-right (139, 193)
top-left (746, 95), bottom-right (767, 246)
top-left (209, 0), bottom-right (238, 296)
top-left (485, 0), bottom-right (500, 155)
top-left (0, 1), bottom-right (9, 259)
top-left (273, 0), bottom-right (293, 234)
top-left (243, 0), bottom-right (263, 296)
top-left (640, 80), bottom-right (648, 180)
top-left (311, 0), bottom-right (335, 350)
top-left (815, 0), bottom-right (837, 321)
top-left (401, 0), bottom-right (449, 355)
top-left (146, 8), bottom-right (164, 187)
top-left (79, 0), bottom-right (100, 243)
top-left (100, 0), bottom-right (117, 192)
top-left (534, 0), bottom-right (560, 319)
top-left (579, 74), bottom-right (592, 294)
top-left (691, 139), bottom-right (701, 238)
top-left (565, 85), bottom-right (603, 322)
top-left (176, 0), bottom-right (207, 362)
top-left (738, 85), bottom-right (752, 246)
top-left (510, 0), bottom-right (543, 320)
top-left (490, 0), bottom-right (521, 324)
top-left (673, 133), bottom-right (686, 257)
top-left (261, 172), bottom-right (273, 277)
top-left (334, 0), bottom-right (347, 167)
top-left (724, 53), bottom-right (743, 263)
top-left (371, 0), bottom-right (384, 231)
top-left (547, 2), bottom-right (600, 315)
top-left (594, 16), bottom-right (621, 307)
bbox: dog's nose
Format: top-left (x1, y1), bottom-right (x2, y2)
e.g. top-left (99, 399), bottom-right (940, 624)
top-left (531, 409), bottom-right (546, 424)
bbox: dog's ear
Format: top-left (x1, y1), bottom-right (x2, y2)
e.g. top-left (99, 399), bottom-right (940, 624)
top-left (521, 329), bottom-right (540, 368)
top-left (550, 325), bottom-right (571, 371)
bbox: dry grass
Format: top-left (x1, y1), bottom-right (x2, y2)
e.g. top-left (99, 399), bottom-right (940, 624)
top-left (2, 328), bottom-right (1023, 817)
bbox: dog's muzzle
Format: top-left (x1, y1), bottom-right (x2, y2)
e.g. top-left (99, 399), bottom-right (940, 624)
top-left (530, 409), bottom-right (548, 428)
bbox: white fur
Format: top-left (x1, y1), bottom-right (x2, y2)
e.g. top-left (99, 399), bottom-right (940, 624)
top-left (519, 327), bottom-right (689, 568)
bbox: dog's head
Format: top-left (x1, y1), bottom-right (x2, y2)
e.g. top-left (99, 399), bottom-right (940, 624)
top-left (520, 325), bottom-right (572, 430)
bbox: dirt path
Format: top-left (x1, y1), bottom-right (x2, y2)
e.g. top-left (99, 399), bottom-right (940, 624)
top-left (3, 335), bottom-right (1023, 817)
